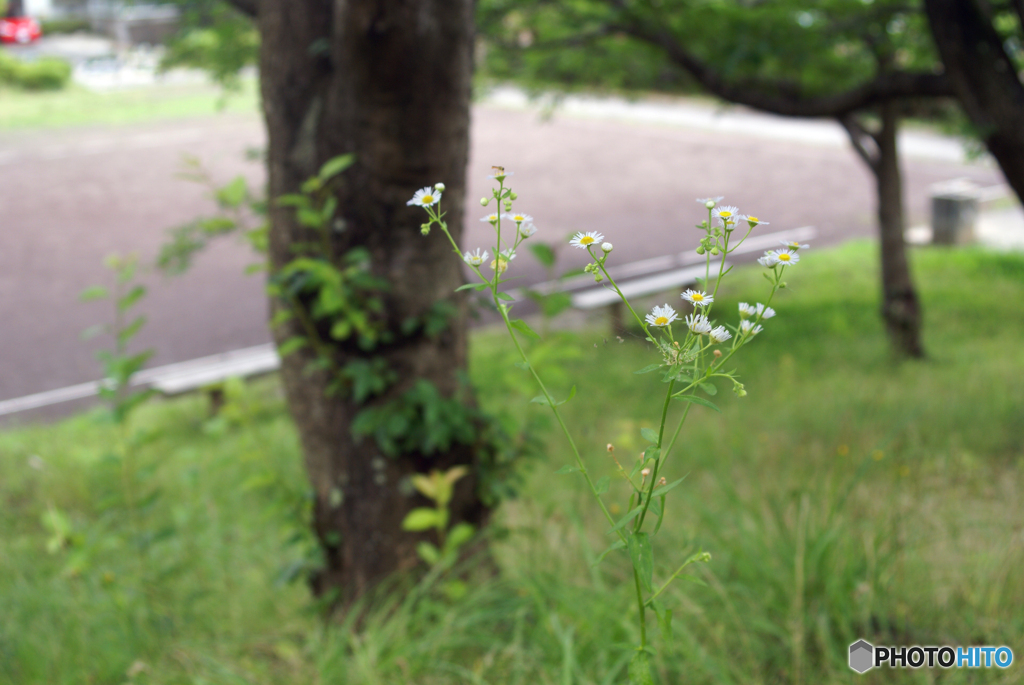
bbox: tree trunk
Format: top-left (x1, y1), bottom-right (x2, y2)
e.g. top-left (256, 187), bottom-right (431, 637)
top-left (841, 104), bottom-right (925, 359)
top-left (924, 0), bottom-right (1024, 206)
top-left (258, 0), bottom-right (486, 606)
top-left (875, 104), bottom-right (924, 359)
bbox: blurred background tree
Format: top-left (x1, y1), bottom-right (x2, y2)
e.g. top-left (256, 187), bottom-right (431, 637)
top-left (925, 0), bottom-right (1024, 203)
top-left (478, 0), bottom-right (961, 359)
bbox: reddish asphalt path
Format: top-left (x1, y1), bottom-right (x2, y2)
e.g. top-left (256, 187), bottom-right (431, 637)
top-left (0, 105), bottom-right (1002, 419)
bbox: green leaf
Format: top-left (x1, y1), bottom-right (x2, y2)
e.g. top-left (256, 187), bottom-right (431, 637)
top-left (652, 475), bottom-right (689, 497)
top-left (641, 427), bottom-right (660, 445)
top-left (657, 605), bottom-right (674, 641)
top-left (445, 522), bottom-right (475, 553)
top-left (496, 291), bottom-right (515, 301)
top-left (455, 282), bottom-right (488, 292)
top-left (416, 541), bottom-right (440, 565)
top-left (592, 539), bottom-right (626, 566)
top-left (532, 385), bottom-right (576, 407)
top-left (610, 506), bottom-right (644, 533)
top-left (673, 394), bottom-right (722, 413)
top-left (117, 316), bottom-right (146, 347)
top-left (628, 650), bottom-right (655, 685)
top-left (402, 507), bottom-right (442, 532)
top-left (276, 194), bottom-right (310, 209)
top-left (116, 285), bottom-right (146, 312)
top-left (215, 176), bottom-right (247, 208)
top-left (277, 336), bottom-right (308, 358)
top-left (531, 395), bottom-right (551, 406)
top-left (700, 382), bottom-right (718, 396)
top-left (509, 318), bottom-right (540, 339)
top-left (634, 363), bottom-right (662, 374)
top-left (594, 475), bottom-right (610, 495)
top-left (79, 286), bottom-right (109, 302)
top-left (554, 465), bottom-right (580, 474)
top-left (680, 574), bottom-right (709, 587)
top-left (318, 154), bottom-right (355, 181)
top-left (527, 242), bottom-right (556, 268)
top-left (628, 532), bottom-right (654, 593)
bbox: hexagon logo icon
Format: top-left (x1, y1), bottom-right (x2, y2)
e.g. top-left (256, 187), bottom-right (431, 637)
top-left (849, 640), bottom-right (874, 673)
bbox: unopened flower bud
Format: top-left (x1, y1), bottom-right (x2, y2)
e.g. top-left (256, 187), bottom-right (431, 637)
top-left (705, 200), bottom-right (715, 209)
top-left (420, 225), bottom-right (430, 236)
top-left (584, 263), bottom-right (593, 273)
top-left (710, 247), bottom-right (720, 256)
top-left (658, 476), bottom-right (667, 486)
top-left (480, 197), bottom-right (489, 206)
top-left (601, 242), bottom-right (613, 253)
top-left (696, 246), bottom-right (706, 255)
top-left (434, 182), bottom-right (446, 192)
top-left (607, 443), bottom-right (615, 453)
top-left (509, 192), bottom-right (518, 200)
top-left (593, 273), bottom-right (603, 283)
top-left (641, 468), bottom-right (651, 478)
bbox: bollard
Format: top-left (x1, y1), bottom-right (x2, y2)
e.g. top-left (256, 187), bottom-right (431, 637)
top-left (930, 180), bottom-right (979, 245)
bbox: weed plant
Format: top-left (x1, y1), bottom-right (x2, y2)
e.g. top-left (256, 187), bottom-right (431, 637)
top-left (0, 243), bottom-right (1021, 684)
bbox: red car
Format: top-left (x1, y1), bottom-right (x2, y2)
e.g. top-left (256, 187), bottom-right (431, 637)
top-left (0, 16), bottom-right (41, 44)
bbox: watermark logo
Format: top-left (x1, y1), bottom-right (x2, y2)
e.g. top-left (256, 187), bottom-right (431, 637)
top-left (849, 640), bottom-right (1014, 673)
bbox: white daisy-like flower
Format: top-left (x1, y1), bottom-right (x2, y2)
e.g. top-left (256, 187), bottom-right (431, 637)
top-left (408, 186), bottom-right (441, 207)
top-left (780, 240), bottom-right (809, 250)
top-left (772, 249), bottom-right (800, 266)
top-left (481, 212), bottom-right (501, 223)
top-left (738, 302), bottom-right (757, 317)
top-left (696, 196), bottom-right (724, 205)
top-left (519, 223), bottom-right (538, 238)
top-left (463, 248), bottom-right (489, 267)
top-left (645, 304), bottom-right (678, 327)
top-left (569, 231), bottom-right (605, 249)
top-left (685, 313), bottom-right (712, 335)
top-left (487, 169), bottom-right (513, 180)
top-left (755, 303), bottom-right (776, 319)
top-left (745, 215), bottom-right (770, 227)
top-left (709, 326), bottom-right (732, 343)
top-left (712, 205), bottom-right (742, 225)
top-left (505, 212), bottom-right (533, 224)
top-left (740, 319), bottom-right (763, 336)
top-left (758, 252), bottom-right (779, 267)
top-left (681, 289), bottom-right (714, 307)
top-left (499, 248), bottom-right (517, 261)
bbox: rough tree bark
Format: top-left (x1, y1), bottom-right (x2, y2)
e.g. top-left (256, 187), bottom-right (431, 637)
top-left (252, 0), bottom-right (487, 605)
top-left (924, 0), bottom-right (1024, 206)
top-left (841, 104), bottom-right (925, 358)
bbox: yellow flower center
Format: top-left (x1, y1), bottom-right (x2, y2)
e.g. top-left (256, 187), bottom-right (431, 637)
top-left (719, 211), bottom-right (732, 217)
top-left (778, 253), bottom-right (791, 261)
top-left (748, 216), bottom-right (759, 222)
top-left (580, 236), bottom-right (595, 245)
top-left (655, 316), bottom-right (669, 326)
top-left (514, 215), bottom-right (525, 221)
top-left (422, 195), bottom-right (434, 204)
top-left (691, 293), bottom-right (704, 301)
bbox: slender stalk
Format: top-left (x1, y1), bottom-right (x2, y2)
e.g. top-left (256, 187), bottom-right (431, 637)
top-left (634, 568), bottom-right (648, 649)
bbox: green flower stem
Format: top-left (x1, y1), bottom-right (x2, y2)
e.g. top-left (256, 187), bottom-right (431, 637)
top-left (494, 300), bottom-right (625, 542)
top-left (710, 266), bottom-right (785, 375)
top-left (634, 567), bottom-right (648, 649)
top-left (647, 552), bottom-right (708, 605)
top-left (589, 247), bottom-right (650, 336)
top-left (634, 379), bottom-right (675, 533)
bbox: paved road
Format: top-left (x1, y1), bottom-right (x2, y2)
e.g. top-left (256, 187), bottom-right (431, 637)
top-left (0, 99), bottom-right (1003, 418)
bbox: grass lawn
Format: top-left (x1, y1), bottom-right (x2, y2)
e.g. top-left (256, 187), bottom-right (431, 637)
top-left (0, 79), bottom-right (258, 131)
top-left (1, 241), bottom-right (1022, 684)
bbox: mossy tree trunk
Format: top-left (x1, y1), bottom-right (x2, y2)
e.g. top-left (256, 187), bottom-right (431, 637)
top-left (232, 0), bottom-right (487, 606)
